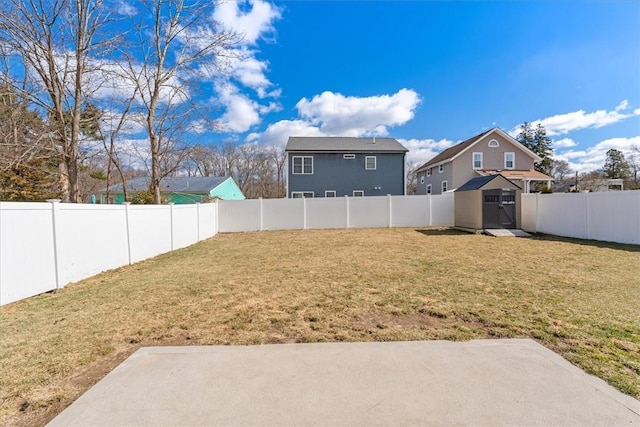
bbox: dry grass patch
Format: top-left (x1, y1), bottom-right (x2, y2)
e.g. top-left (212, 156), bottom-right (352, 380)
top-left (1, 227), bottom-right (639, 425)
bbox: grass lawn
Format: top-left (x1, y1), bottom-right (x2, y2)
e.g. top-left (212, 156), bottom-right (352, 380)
top-left (1, 227), bottom-right (639, 425)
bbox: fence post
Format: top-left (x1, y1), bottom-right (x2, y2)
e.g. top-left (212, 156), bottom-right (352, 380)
top-left (169, 203), bottom-right (175, 250)
top-left (47, 199), bottom-right (62, 290)
top-left (428, 194), bottom-right (432, 227)
top-left (345, 195), bottom-right (350, 228)
top-left (124, 202), bottom-right (133, 264)
top-left (387, 194), bottom-right (392, 227)
top-left (584, 192), bottom-right (590, 240)
top-left (214, 200), bottom-right (219, 235)
top-left (259, 198), bottom-right (264, 231)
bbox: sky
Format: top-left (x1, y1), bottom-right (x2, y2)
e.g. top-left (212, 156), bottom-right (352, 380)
top-left (129, 0), bottom-right (640, 173)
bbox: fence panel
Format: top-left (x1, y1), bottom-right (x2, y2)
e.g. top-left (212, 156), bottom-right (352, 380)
top-left (262, 199), bottom-right (304, 230)
top-left (198, 203), bottom-right (217, 239)
top-left (0, 203), bottom-right (57, 305)
top-left (586, 192), bottom-right (640, 244)
top-left (127, 205), bottom-right (172, 262)
top-left (217, 199), bottom-right (261, 232)
top-left (521, 194), bottom-right (537, 232)
top-left (306, 197), bottom-right (348, 229)
top-left (56, 204), bottom-right (130, 285)
top-left (349, 196), bottom-right (389, 228)
top-left (172, 205), bottom-right (199, 250)
top-left (430, 193), bottom-right (455, 226)
top-left (390, 195), bottom-right (430, 227)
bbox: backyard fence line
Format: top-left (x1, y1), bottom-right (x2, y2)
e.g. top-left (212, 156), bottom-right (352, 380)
top-left (0, 201), bottom-right (218, 306)
top-left (216, 194), bottom-right (455, 233)
top-left (2, 190), bottom-right (639, 307)
top-left (521, 190), bottom-right (640, 245)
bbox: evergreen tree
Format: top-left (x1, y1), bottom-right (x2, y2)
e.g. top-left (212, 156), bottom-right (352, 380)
top-left (532, 124), bottom-right (553, 175)
top-left (516, 122), bottom-right (535, 152)
top-left (516, 122), bottom-right (553, 175)
top-left (603, 148), bottom-right (630, 179)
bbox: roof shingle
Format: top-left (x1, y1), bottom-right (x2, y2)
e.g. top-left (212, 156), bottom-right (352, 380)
top-left (285, 137), bottom-right (408, 153)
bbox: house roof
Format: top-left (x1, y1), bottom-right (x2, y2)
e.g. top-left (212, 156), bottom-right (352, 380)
top-left (415, 127), bottom-right (541, 173)
top-left (285, 137), bottom-right (408, 153)
top-left (455, 174), bottom-right (521, 192)
top-left (478, 169), bottom-right (553, 181)
top-left (104, 176), bottom-right (230, 194)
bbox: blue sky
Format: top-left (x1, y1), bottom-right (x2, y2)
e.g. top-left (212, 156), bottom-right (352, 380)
top-left (167, 1), bottom-right (640, 172)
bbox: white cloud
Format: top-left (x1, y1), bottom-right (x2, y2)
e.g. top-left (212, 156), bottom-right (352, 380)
top-left (510, 100), bottom-right (640, 137)
top-left (295, 89), bottom-right (421, 136)
top-left (555, 136), bottom-right (640, 173)
top-left (399, 138), bottom-right (456, 166)
top-left (247, 120), bottom-right (325, 146)
top-left (217, 84), bottom-right (262, 133)
top-left (213, 0), bottom-right (281, 45)
top-left (554, 138), bottom-right (578, 149)
top-left (248, 89), bottom-right (422, 144)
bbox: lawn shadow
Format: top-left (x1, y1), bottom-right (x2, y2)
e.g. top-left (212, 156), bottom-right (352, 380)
top-left (530, 233), bottom-right (640, 253)
top-left (415, 228), bottom-right (472, 237)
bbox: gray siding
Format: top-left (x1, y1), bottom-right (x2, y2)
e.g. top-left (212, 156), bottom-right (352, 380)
top-left (287, 152), bottom-right (405, 197)
top-left (420, 163), bottom-right (453, 195)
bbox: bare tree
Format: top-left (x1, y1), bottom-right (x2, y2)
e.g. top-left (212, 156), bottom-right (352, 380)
top-left (118, 0), bottom-right (241, 204)
top-left (551, 159), bottom-right (572, 181)
top-left (0, 0), bottom-right (114, 202)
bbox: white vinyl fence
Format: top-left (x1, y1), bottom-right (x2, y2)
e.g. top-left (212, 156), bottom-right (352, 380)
top-left (0, 201), bottom-right (217, 306)
top-left (217, 194), bottom-right (455, 232)
top-left (3, 191), bottom-right (638, 307)
top-left (522, 191), bottom-right (640, 245)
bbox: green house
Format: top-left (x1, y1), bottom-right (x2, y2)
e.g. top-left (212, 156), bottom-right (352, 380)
top-left (101, 176), bottom-right (245, 204)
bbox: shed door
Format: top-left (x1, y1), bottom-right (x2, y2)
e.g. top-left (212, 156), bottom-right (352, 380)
top-left (482, 189), bottom-right (517, 229)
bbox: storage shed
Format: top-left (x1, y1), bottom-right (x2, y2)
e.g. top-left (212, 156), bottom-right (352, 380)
top-left (454, 174), bottom-right (522, 230)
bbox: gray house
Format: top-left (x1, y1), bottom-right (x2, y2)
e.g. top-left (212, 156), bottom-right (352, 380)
top-left (415, 127), bottom-right (553, 195)
top-left (285, 137), bottom-right (409, 198)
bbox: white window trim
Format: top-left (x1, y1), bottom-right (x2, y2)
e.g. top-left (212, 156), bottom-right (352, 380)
top-left (427, 168), bottom-right (432, 176)
top-left (438, 164), bottom-right (444, 173)
top-left (426, 184), bottom-right (432, 194)
top-left (441, 180), bottom-right (448, 193)
top-left (325, 190), bottom-right (336, 197)
top-left (292, 156), bottom-right (313, 175)
top-left (504, 152), bottom-right (515, 170)
top-left (291, 191), bottom-right (314, 198)
top-left (353, 190), bottom-right (364, 197)
top-left (420, 175), bottom-right (425, 184)
top-left (488, 139), bottom-right (499, 148)
top-left (365, 156), bottom-right (376, 170)
top-left (343, 154), bottom-right (355, 159)
top-left (472, 152), bottom-right (483, 170)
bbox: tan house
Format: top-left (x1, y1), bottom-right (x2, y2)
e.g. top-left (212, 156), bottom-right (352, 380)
top-left (415, 127), bottom-right (553, 195)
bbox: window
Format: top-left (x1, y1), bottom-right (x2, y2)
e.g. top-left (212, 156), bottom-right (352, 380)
top-left (292, 156), bottom-right (313, 174)
top-left (420, 175), bottom-right (425, 184)
top-left (325, 190), bottom-right (336, 197)
top-left (365, 156), bottom-right (376, 170)
top-left (442, 181), bottom-right (448, 192)
top-left (439, 164), bottom-right (444, 173)
top-left (504, 152), bottom-right (515, 169)
top-left (343, 154), bottom-right (355, 159)
top-left (484, 194), bottom-right (499, 203)
top-left (472, 152), bottom-right (483, 169)
top-left (427, 168), bottom-right (432, 176)
top-left (426, 184), bottom-right (432, 194)
top-left (488, 139), bottom-right (499, 148)
top-left (353, 190), bottom-right (364, 197)
top-left (291, 191), bottom-right (314, 198)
